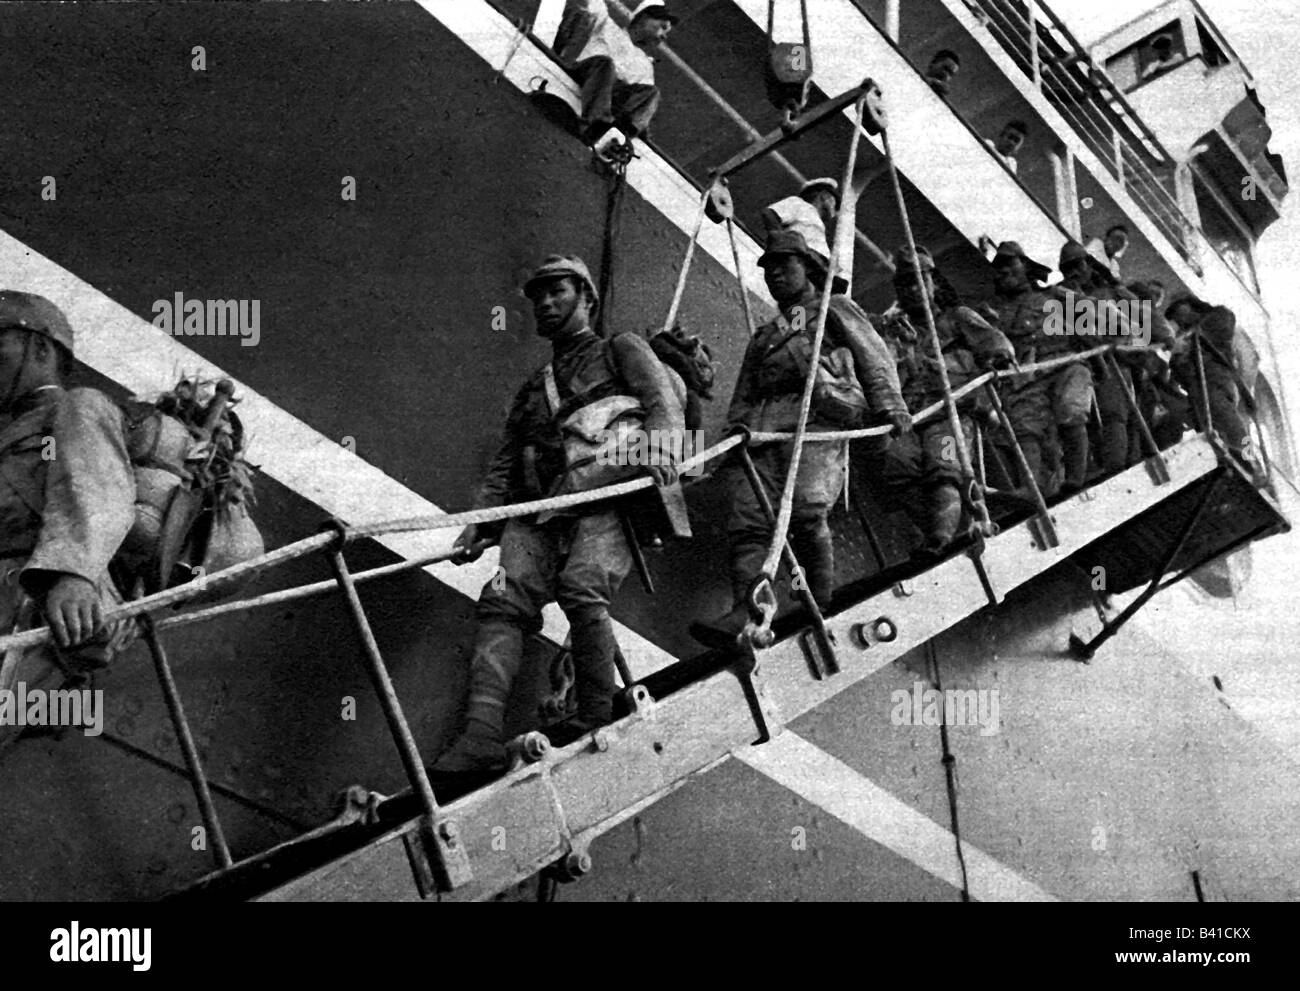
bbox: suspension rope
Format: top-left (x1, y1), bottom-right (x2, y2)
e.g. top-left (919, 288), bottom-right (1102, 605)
top-left (724, 212), bottom-right (759, 340)
top-left (882, 127), bottom-right (992, 538)
top-left (661, 182), bottom-right (715, 336)
top-left (596, 169), bottom-right (628, 338)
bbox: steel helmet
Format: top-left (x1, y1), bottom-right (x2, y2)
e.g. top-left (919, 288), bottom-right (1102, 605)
top-left (0, 290), bottom-right (74, 357)
top-left (523, 255), bottom-right (600, 310)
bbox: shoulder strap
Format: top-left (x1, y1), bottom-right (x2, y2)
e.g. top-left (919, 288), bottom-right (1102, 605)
top-left (542, 363), bottom-right (561, 417)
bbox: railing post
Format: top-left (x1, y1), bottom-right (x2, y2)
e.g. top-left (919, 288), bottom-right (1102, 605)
top-left (736, 444), bottom-right (838, 678)
top-left (1104, 350), bottom-right (1170, 484)
top-left (1192, 335), bottom-right (1217, 446)
top-left (321, 523), bottom-right (471, 892)
top-left (885, 0), bottom-right (900, 41)
top-left (139, 614), bottom-right (233, 870)
top-left (983, 381), bottom-right (1059, 548)
top-left (1026, 0), bottom-right (1041, 89)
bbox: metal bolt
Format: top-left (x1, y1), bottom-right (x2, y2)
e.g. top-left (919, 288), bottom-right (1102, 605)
top-left (521, 732), bottom-right (551, 762)
top-left (565, 851), bottom-right (592, 877)
top-left (438, 820), bottom-right (460, 846)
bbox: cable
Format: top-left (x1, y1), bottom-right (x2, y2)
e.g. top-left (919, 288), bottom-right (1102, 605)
top-left (926, 640), bottom-right (971, 902)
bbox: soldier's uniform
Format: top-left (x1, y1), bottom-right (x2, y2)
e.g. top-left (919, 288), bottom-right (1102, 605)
top-left (717, 232), bottom-right (904, 620)
top-left (1171, 305), bottom-right (1247, 454)
top-left (436, 256), bottom-right (683, 772)
top-left (0, 293), bottom-right (135, 711)
top-left (878, 253), bottom-right (1013, 554)
top-left (1084, 279), bottom-right (1145, 474)
top-left (990, 243), bottom-right (1095, 495)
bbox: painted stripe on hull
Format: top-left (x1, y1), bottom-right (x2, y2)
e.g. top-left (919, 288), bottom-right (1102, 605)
top-left (416, 0), bottom-right (774, 309)
top-left (737, 731), bottom-right (1058, 902)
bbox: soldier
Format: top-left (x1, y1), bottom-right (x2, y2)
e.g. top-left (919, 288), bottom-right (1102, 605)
top-left (1126, 280), bottom-right (1183, 453)
top-left (434, 255), bottom-right (682, 773)
top-left (555, 0), bottom-right (679, 161)
top-left (878, 246), bottom-right (1014, 561)
top-left (986, 242), bottom-right (1091, 497)
top-left (691, 230), bottom-right (908, 647)
top-left (1166, 295), bottom-right (1249, 459)
top-left (1058, 240), bottom-right (1142, 477)
top-left (0, 292), bottom-right (135, 711)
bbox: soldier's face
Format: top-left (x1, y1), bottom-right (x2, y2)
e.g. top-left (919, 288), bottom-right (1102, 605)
top-left (1168, 303), bottom-right (1195, 330)
top-left (530, 278), bottom-right (585, 337)
top-left (1104, 229), bottom-right (1129, 257)
top-left (629, 15), bottom-right (672, 50)
top-left (993, 257), bottom-right (1027, 294)
top-left (896, 270), bottom-right (935, 311)
top-left (763, 254), bottom-right (809, 303)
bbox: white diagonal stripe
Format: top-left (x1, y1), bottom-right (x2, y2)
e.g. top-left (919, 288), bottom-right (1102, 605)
top-left (737, 731), bottom-right (1057, 901)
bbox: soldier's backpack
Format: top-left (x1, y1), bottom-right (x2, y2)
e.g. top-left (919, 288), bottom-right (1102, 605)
top-left (648, 324), bottom-right (716, 434)
top-left (114, 377), bottom-right (263, 600)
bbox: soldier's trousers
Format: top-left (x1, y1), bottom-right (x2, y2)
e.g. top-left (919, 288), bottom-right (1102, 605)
top-left (1094, 363), bottom-right (1135, 473)
top-left (465, 511), bottom-right (632, 737)
top-left (1001, 362), bottom-right (1093, 492)
top-left (573, 57), bottom-right (661, 139)
top-left (1177, 365), bottom-right (1247, 453)
top-left (725, 438), bottom-right (847, 610)
top-left (882, 416), bottom-right (973, 494)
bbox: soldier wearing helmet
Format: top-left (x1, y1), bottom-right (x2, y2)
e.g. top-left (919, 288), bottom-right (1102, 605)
top-left (434, 254), bottom-right (685, 774)
top-left (986, 240), bottom-right (1090, 498)
top-left (0, 291), bottom-right (135, 720)
top-left (691, 230), bottom-right (908, 648)
top-left (877, 245), bottom-right (1014, 561)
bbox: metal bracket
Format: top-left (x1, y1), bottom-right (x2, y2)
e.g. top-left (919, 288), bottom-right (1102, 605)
top-left (403, 815), bottom-right (474, 899)
top-left (733, 650), bottom-right (783, 744)
top-left (1027, 513), bottom-right (1061, 550)
top-left (797, 625), bottom-right (840, 680)
top-left (966, 537), bottom-right (1001, 605)
top-left (710, 78), bottom-right (884, 180)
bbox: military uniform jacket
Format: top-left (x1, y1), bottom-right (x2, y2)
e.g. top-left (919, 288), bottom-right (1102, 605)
top-left (0, 386), bottom-right (134, 591)
top-left (876, 305), bottom-right (1013, 411)
top-left (475, 329), bottom-right (681, 510)
top-left (990, 285), bottom-right (1085, 364)
top-left (726, 293), bottom-right (906, 434)
top-left (555, 0), bottom-right (656, 86)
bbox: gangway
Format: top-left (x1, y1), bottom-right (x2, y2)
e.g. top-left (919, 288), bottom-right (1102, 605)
top-left (157, 428), bottom-right (1282, 902)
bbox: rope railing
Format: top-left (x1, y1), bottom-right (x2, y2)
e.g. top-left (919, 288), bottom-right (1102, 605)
top-left (751, 342), bottom-right (1119, 442)
top-left (0, 434), bottom-right (747, 654)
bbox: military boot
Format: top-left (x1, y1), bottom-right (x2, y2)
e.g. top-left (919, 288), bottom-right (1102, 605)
top-left (690, 539), bottom-right (767, 650)
top-left (432, 620), bottom-right (524, 774)
top-left (566, 612), bottom-right (619, 733)
top-left (792, 525), bottom-right (836, 616)
top-left (1059, 424), bottom-right (1090, 495)
top-left (923, 483), bottom-right (963, 553)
